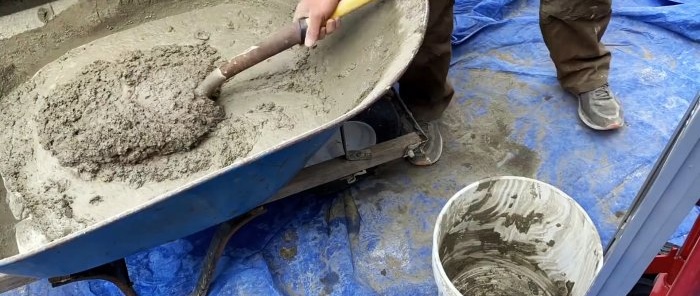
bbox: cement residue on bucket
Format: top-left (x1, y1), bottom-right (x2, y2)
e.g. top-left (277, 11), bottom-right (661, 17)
top-left (448, 255), bottom-right (570, 296)
top-left (433, 177), bottom-right (603, 296)
top-left (441, 228), bottom-right (571, 296)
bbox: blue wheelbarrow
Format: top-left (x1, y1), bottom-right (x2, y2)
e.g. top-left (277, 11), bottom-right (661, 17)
top-left (0, 0), bottom-right (428, 285)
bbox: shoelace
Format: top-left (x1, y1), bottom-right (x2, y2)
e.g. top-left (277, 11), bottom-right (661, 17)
top-left (591, 85), bottom-right (612, 101)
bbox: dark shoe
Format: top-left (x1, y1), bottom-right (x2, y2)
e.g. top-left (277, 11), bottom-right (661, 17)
top-left (409, 121), bottom-right (443, 166)
top-left (577, 84), bottom-right (624, 130)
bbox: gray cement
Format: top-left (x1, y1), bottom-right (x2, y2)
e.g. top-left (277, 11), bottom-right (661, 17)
top-left (36, 44), bottom-right (226, 184)
top-left (0, 0), bottom-right (425, 255)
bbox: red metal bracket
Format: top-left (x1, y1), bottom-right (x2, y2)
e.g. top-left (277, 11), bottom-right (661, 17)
top-left (645, 211), bottom-right (700, 296)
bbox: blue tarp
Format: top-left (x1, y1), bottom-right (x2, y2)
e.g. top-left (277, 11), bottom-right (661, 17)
top-left (5, 0), bottom-right (699, 294)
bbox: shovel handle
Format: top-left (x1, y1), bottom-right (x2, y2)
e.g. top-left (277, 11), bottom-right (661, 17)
top-left (194, 20), bottom-right (306, 98)
top-left (332, 0), bottom-right (374, 19)
top-left (195, 0), bottom-right (375, 98)
top-left (219, 0), bottom-right (375, 79)
top-left (219, 20), bottom-right (306, 79)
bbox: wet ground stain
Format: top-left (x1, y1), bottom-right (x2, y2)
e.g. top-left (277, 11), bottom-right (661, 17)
top-left (337, 71), bottom-right (545, 293)
top-left (279, 246), bottom-right (297, 261)
top-left (320, 271), bottom-right (339, 295)
top-left (279, 229), bottom-right (298, 261)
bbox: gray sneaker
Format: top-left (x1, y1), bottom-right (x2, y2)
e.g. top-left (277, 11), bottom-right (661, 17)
top-left (409, 121), bottom-right (443, 166)
top-left (577, 84), bottom-right (624, 130)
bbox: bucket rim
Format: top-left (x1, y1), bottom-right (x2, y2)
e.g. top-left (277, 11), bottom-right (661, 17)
top-left (431, 175), bottom-right (604, 295)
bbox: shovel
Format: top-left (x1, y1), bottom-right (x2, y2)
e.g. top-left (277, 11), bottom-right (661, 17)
top-left (194, 0), bottom-right (375, 99)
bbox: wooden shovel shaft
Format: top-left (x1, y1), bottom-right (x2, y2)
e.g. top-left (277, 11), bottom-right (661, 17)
top-left (194, 20), bottom-right (306, 98)
top-left (220, 21), bottom-right (306, 78)
top-left (220, 0), bottom-right (375, 79)
top-left (194, 0), bottom-right (376, 99)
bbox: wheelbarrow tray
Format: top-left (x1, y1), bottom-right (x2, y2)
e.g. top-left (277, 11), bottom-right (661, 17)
top-left (0, 0), bottom-right (427, 277)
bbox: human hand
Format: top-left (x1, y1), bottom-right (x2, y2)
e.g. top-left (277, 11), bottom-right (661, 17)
top-left (293, 0), bottom-right (342, 47)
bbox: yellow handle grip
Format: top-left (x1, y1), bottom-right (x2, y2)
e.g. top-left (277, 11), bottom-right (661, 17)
top-left (331, 0), bottom-right (375, 19)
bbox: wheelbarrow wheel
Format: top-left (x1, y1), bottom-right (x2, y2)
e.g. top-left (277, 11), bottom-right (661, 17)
top-left (305, 94), bottom-right (403, 196)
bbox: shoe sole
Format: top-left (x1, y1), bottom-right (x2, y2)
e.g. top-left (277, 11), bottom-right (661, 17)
top-left (578, 99), bottom-right (625, 131)
top-left (409, 129), bottom-right (443, 166)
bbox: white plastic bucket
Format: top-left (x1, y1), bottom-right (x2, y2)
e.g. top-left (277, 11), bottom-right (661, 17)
top-left (432, 176), bottom-right (603, 296)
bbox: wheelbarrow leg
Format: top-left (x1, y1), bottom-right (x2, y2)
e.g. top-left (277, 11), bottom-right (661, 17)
top-left (191, 207), bottom-right (267, 296)
top-left (48, 259), bottom-right (136, 296)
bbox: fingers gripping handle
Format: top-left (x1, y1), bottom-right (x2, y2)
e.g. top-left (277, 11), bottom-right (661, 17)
top-left (297, 0), bottom-right (374, 44)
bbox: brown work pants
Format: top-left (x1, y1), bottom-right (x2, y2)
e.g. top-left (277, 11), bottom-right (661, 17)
top-left (402, 0), bottom-right (612, 120)
top-left (399, 0), bottom-right (455, 122)
top-left (540, 0), bottom-right (613, 94)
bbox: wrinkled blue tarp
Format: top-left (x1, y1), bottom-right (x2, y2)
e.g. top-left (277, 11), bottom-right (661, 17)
top-left (5, 0), bottom-right (699, 294)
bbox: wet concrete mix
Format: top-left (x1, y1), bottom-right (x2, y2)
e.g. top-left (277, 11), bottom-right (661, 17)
top-left (0, 0), bottom-right (425, 253)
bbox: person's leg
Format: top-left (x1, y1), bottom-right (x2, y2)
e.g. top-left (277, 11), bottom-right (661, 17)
top-left (539, 0), bottom-right (611, 94)
top-left (539, 0), bottom-right (624, 130)
top-left (397, 0), bottom-right (454, 166)
top-left (399, 0), bottom-right (455, 122)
